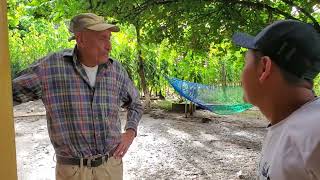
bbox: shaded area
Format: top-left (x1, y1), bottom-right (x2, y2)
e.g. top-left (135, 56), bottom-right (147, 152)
top-left (14, 101), bottom-right (267, 180)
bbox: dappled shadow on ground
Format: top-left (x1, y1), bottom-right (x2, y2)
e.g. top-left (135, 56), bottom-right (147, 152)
top-left (126, 109), bottom-right (267, 180)
top-left (14, 101), bottom-right (267, 180)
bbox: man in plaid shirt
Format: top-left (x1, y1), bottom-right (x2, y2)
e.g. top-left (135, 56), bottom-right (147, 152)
top-left (12, 13), bottom-right (143, 180)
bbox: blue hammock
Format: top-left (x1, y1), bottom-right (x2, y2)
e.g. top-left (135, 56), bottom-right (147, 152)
top-left (167, 77), bottom-right (253, 115)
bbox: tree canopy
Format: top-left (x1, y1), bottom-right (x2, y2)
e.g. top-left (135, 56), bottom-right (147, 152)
top-left (7, 0), bottom-right (320, 98)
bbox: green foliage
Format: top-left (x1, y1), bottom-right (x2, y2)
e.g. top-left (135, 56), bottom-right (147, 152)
top-left (7, 0), bottom-right (77, 77)
top-left (7, 0), bottom-right (320, 97)
top-left (314, 75), bottom-right (320, 95)
top-left (9, 19), bottom-right (74, 77)
top-left (110, 24), bottom-right (139, 85)
top-left (151, 100), bottom-right (172, 111)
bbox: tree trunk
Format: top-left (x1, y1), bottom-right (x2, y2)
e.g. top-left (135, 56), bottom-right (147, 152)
top-left (221, 61), bottom-right (227, 87)
top-left (159, 89), bottom-right (165, 100)
top-left (135, 24), bottom-right (151, 112)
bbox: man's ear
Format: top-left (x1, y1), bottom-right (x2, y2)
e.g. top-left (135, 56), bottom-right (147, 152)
top-left (258, 56), bottom-right (273, 83)
top-left (75, 32), bottom-right (84, 47)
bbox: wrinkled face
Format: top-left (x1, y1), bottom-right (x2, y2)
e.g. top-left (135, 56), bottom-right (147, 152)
top-left (241, 50), bottom-right (261, 105)
top-left (77, 29), bottom-right (112, 65)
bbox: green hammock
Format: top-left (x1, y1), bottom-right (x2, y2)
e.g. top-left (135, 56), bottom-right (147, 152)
top-left (167, 77), bottom-right (253, 115)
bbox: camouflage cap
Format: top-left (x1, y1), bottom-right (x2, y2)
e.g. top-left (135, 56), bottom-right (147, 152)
top-left (68, 13), bottom-right (120, 41)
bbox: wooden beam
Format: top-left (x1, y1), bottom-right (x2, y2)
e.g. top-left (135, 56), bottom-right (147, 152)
top-left (0, 0), bottom-right (18, 179)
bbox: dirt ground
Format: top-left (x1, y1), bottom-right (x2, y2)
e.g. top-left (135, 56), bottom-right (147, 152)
top-left (14, 100), bottom-right (268, 180)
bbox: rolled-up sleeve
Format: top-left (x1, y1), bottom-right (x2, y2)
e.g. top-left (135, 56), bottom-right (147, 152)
top-left (120, 69), bottom-right (143, 136)
top-left (12, 62), bottom-right (42, 105)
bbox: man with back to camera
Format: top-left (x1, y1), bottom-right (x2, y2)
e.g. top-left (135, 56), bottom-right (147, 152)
top-left (12, 13), bottom-right (143, 180)
top-left (232, 20), bottom-right (320, 179)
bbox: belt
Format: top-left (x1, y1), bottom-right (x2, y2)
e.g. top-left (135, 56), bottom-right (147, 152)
top-left (57, 154), bottom-right (109, 167)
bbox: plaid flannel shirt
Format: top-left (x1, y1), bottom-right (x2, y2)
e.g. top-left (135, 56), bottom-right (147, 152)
top-left (12, 47), bottom-right (143, 158)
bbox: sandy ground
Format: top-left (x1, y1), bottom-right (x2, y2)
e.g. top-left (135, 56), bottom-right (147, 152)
top-left (14, 100), bottom-right (267, 180)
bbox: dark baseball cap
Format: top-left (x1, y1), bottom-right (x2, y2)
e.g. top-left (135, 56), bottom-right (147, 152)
top-left (232, 20), bottom-right (320, 80)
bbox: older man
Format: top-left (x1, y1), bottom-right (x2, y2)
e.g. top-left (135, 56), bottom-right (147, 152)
top-left (12, 13), bottom-right (143, 180)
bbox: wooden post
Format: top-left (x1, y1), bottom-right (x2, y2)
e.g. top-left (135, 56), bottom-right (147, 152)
top-left (0, 0), bottom-right (18, 179)
top-left (189, 102), bottom-right (194, 116)
top-left (184, 100), bottom-right (188, 118)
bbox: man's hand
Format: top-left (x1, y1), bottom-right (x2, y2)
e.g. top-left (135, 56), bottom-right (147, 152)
top-left (113, 129), bottom-right (136, 159)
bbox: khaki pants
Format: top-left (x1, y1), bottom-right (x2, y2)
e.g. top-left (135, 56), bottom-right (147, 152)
top-left (56, 157), bottom-right (123, 180)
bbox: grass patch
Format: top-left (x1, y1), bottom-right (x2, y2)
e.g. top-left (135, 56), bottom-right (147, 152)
top-left (151, 100), bottom-right (172, 111)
